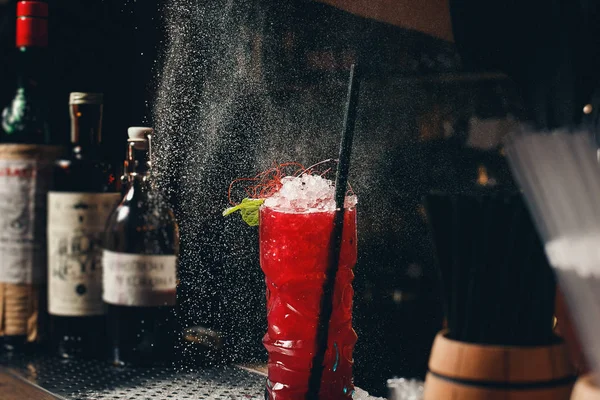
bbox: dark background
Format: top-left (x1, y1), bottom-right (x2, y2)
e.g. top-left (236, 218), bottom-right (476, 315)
top-left (0, 0), bottom-right (161, 149)
top-left (0, 0), bottom-right (558, 396)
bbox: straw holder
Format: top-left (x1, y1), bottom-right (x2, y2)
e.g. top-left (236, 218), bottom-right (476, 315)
top-left (423, 192), bottom-right (574, 399)
top-left (424, 331), bottom-right (576, 400)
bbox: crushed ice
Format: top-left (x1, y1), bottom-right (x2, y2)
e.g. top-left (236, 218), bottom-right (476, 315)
top-left (352, 387), bottom-right (387, 400)
top-left (263, 174), bottom-right (357, 213)
top-left (387, 378), bottom-right (424, 400)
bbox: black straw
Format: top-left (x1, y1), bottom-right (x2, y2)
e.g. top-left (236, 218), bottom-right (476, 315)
top-left (306, 64), bottom-right (360, 400)
top-left (424, 193), bottom-right (556, 346)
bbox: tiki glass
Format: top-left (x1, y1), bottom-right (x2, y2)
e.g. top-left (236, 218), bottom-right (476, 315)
top-left (259, 204), bottom-right (358, 400)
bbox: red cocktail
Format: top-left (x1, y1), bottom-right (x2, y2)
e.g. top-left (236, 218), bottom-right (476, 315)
top-left (259, 205), bottom-right (358, 400)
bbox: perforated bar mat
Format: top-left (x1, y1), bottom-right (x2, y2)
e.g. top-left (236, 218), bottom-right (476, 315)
top-left (0, 353), bottom-right (266, 399)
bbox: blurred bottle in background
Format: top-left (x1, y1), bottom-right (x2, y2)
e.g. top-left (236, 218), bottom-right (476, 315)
top-left (0, 0), bottom-right (61, 352)
top-left (1, 0), bottom-right (50, 144)
top-left (47, 92), bottom-right (120, 358)
top-left (103, 127), bottom-right (180, 366)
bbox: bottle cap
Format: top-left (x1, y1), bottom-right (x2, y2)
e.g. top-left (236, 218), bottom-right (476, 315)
top-left (69, 92), bottom-right (103, 105)
top-left (17, 1), bottom-right (48, 18)
top-left (16, 1), bottom-right (48, 48)
top-left (128, 127), bottom-right (153, 140)
top-left (128, 127), bottom-right (153, 150)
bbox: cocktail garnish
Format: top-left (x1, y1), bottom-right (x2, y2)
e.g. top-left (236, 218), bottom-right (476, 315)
top-left (222, 198), bottom-right (265, 226)
top-left (224, 160), bottom-right (352, 226)
top-left (224, 162), bottom-right (305, 226)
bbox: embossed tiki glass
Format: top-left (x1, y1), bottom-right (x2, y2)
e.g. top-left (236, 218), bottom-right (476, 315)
top-left (259, 205), bottom-right (358, 400)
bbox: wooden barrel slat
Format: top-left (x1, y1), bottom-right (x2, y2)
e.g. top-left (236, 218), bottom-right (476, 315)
top-left (424, 331), bottom-right (575, 400)
top-left (428, 331), bottom-right (576, 382)
top-left (425, 373), bottom-right (575, 400)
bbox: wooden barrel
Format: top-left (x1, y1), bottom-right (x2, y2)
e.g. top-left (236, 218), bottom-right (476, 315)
top-left (423, 330), bottom-right (576, 400)
top-left (571, 374), bottom-right (600, 400)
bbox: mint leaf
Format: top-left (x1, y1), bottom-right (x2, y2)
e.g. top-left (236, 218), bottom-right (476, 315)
top-left (223, 198), bottom-right (265, 226)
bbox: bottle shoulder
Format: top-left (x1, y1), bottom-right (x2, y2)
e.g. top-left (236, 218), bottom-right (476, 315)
top-left (105, 198), bottom-right (177, 229)
top-left (1, 88), bottom-right (49, 144)
top-left (0, 48), bottom-right (51, 144)
top-left (104, 193), bottom-right (178, 252)
top-left (103, 213), bottom-right (179, 256)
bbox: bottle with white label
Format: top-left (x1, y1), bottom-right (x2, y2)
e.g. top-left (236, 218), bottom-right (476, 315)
top-left (0, 1), bottom-right (62, 352)
top-left (103, 127), bottom-right (180, 366)
top-left (47, 92), bottom-right (120, 358)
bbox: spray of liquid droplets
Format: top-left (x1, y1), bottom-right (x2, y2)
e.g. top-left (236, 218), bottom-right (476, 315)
top-left (150, 0), bottom-right (469, 391)
top-left (151, 0), bottom-right (356, 364)
top-left (152, 0), bottom-right (267, 364)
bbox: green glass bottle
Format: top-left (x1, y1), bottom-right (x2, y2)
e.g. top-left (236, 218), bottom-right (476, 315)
top-left (0, 1), bottom-right (58, 352)
top-left (1, 0), bottom-right (51, 144)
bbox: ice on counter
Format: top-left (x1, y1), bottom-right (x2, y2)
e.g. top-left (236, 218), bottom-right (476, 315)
top-left (352, 387), bottom-right (387, 400)
top-left (387, 378), bottom-right (424, 400)
top-left (263, 174), bottom-right (357, 212)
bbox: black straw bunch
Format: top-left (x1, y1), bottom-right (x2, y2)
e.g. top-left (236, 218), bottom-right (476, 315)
top-left (425, 192), bottom-right (556, 346)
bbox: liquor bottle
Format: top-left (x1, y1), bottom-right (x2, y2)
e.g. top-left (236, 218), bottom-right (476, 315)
top-left (0, 1), bottom-right (61, 351)
top-left (47, 93), bottom-right (120, 358)
top-left (2, 1), bottom-right (50, 144)
top-left (103, 127), bottom-right (180, 366)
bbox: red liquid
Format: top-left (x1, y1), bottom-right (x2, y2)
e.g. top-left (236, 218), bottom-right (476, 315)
top-left (259, 206), bottom-right (358, 400)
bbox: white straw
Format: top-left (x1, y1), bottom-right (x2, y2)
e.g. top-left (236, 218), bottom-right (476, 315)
top-left (506, 128), bottom-right (600, 373)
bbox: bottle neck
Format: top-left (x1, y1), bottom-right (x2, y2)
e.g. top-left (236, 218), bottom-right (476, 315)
top-left (131, 171), bottom-right (150, 191)
top-left (123, 172), bottom-right (150, 206)
top-left (127, 160), bottom-right (156, 203)
top-left (124, 140), bottom-right (151, 184)
top-left (70, 104), bottom-right (103, 146)
top-left (15, 12), bottom-right (48, 89)
top-left (15, 47), bottom-right (48, 92)
top-left (123, 142), bottom-right (165, 212)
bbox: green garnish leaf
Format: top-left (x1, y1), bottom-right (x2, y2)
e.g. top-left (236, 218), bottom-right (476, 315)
top-left (223, 198), bottom-right (265, 226)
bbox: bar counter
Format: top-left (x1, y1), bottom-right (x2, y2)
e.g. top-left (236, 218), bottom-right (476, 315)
top-left (0, 352), bottom-right (266, 400)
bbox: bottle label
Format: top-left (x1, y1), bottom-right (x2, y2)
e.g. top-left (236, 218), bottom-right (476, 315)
top-left (0, 158), bottom-right (53, 284)
top-left (47, 192), bottom-right (121, 316)
top-left (102, 250), bottom-right (177, 307)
